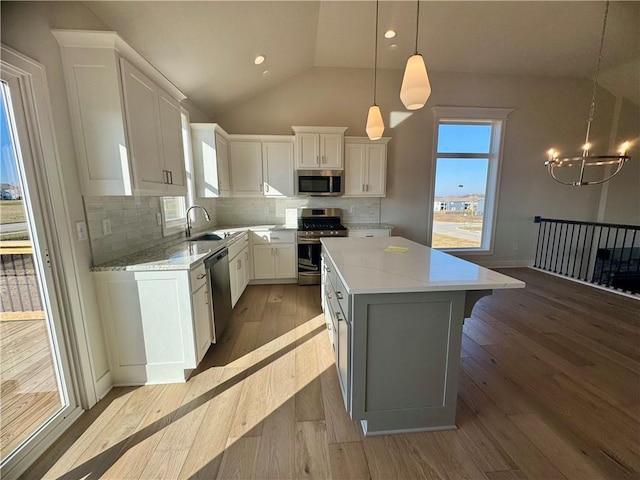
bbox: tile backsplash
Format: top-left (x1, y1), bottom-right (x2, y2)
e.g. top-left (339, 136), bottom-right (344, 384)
top-left (204, 197), bottom-right (381, 226)
top-left (84, 195), bottom-right (381, 265)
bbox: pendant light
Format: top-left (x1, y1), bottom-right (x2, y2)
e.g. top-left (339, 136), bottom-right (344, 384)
top-left (366, 0), bottom-right (384, 140)
top-left (545, 0), bottom-right (632, 186)
top-left (400, 0), bottom-right (431, 110)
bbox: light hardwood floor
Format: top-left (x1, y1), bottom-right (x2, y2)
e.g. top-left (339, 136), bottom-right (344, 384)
top-left (22, 268), bottom-right (639, 479)
top-left (1, 319), bottom-right (62, 460)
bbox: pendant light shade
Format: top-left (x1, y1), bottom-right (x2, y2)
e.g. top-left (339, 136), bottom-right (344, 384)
top-left (400, 54), bottom-right (431, 110)
top-left (400, 1), bottom-right (431, 110)
top-left (366, 105), bottom-right (384, 140)
top-left (366, 0), bottom-right (384, 140)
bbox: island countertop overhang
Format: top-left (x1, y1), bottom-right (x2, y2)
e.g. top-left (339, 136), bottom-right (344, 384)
top-left (321, 236), bottom-right (525, 295)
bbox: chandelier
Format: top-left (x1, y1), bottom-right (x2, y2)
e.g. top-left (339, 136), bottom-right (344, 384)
top-left (545, 0), bottom-right (632, 186)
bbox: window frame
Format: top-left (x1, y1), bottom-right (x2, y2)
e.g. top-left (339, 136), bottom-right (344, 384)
top-left (429, 106), bottom-right (513, 255)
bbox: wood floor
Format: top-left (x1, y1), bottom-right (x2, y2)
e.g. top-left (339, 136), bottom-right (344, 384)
top-left (22, 268), bottom-right (640, 479)
top-left (1, 319), bottom-right (62, 460)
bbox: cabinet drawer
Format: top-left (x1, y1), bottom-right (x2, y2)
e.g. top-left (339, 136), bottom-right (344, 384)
top-left (334, 273), bottom-right (349, 316)
top-left (347, 228), bottom-right (391, 238)
top-left (228, 232), bottom-right (248, 259)
top-left (251, 230), bottom-right (295, 244)
top-left (190, 262), bottom-right (208, 292)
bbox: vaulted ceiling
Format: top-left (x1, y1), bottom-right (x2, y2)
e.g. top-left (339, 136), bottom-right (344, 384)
top-left (84, 1), bottom-right (640, 117)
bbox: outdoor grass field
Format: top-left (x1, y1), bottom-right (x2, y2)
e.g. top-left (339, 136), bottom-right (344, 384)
top-left (0, 200), bottom-right (26, 223)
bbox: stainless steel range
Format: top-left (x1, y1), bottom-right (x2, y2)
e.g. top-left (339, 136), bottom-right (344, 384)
top-left (297, 208), bottom-right (347, 285)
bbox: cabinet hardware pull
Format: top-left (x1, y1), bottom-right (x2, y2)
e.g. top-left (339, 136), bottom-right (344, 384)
top-left (336, 312), bottom-right (343, 321)
top-left (317, 155), bottom-right (320, 164)
top-left (362, 184), bottom-right (365, 191)
top-left (169, 171), bottom-right (173, 184)
top-left (366, 184), bottom-right (369, 192)
top-left (265, 184), bottom-right (269, 192)
top-left (327, 292), bottom-right (332, 299)
top-left (366, 235), bottom-right (373, 238)
top-left (197, 273), bottom-right (206, 279)
top-left (336, 292), bottom-right (343, 300)
top-left (322, 155), bottom-right (326, 164)
top-left (237, 259), bottom-right (241, 269)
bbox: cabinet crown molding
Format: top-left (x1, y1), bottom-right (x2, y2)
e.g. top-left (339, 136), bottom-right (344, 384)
top-left (52, 29), bottom-right (185, 101)
top-left (292, 126), bottom-right (348, 134)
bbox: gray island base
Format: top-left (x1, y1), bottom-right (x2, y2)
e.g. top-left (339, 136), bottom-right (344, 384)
top-left (320, 236), bottom-right (525, 436)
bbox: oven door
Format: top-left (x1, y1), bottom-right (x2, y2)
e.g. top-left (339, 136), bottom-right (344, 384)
top-left (298, 237), bottom-right (322, 285)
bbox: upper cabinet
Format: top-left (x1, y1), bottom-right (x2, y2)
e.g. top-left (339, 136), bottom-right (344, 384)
top-left (191, 124), bottom-right (231, 198)
top-left (262, 138), bottom-right (294, 197)
top-left (344, 137), bottom-right (390, 197)
top-left (53, 30), bottom-right (187, 196)
top-left (292, 126), bottom-right (347, 170)
top-left (229, 139), bottom-right (263, 197)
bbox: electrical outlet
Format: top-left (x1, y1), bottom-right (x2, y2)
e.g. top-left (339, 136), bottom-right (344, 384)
top-left (350, 205), bottom-right (357, 213)
top-left (75, 221), bottom-right (88, 241)
top-left (156, 212), bottom-right (163, 226)
top-left (102, 218), bottom-right (112, 236)
top-left (512, 242), bottom-right (519, 251)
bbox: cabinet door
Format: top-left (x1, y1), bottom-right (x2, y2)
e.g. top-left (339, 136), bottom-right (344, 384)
top-left (216, 133), bottom-right (231, 197)
top-left (229, 254), bottom-right (240, 307)
top-left (263, 142), bottom-right (294, 197)
top-left (320, 133), bottom-right (343, 169)
top-left (236, 251), bottom-right (247, 300)
top-left (365, 144), bottom-right (386, 196)
top-left (296, 133), bottom-right (320, 169)
top-left (336, 310), bottom-right (350, 407)
top-left (253, 245), bottom-right (275, 279)
top-left (243, 247), bottom-right (251, 289)
top-left (344, 144), bottom-right (366, 195)
top-left (158, 88), bottom-right (187, 195)
top-left (274, 244), bottom-right (297, 279)
top-left (230, 140), bottom-right (263, 196)
top-left (120, 59), bottom-right (165, 193)
top-left (192, 283), bottom-right (212, 363)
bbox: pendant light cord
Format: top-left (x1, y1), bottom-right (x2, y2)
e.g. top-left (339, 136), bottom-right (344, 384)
top-left (373, 0), bottom-right (379, 104)
top-left (414, 0), bottom-right (420, 55)
top-left (585, 0), bottom-right (609, 148)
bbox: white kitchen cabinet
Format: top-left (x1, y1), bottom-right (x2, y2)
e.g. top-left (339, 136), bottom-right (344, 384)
top-left (94, 261), bottom-right (212, 385)
top-left (347, 228), bottom-right (392, 238)
top-left (53, 30), bottom-right (187, 196)
top-left (191, 124), bottom-right (231, 197)
top-left (228, 232), bottom-right (250, 307)
top-left (230, 140), bottom-right (264, 196)
top-left (292, 126), bottom-right (347, 170)
top-left (262, 140), bottom-right (294, 197)
top-left (253, 244), bottom-right (296, 280)
top-left (344, 137), bottom-right (390, 197)
top-left (251, 230), bottom-right (296, 280)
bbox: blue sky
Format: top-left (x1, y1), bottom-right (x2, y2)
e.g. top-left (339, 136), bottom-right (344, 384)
top-left (1, 87), bottom-right (20, 187)
top-left (434, 124), bottom-right (491, 197)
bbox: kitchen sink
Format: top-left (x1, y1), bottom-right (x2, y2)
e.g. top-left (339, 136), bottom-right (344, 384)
top-left (189, 233), bottom-right (223, 241)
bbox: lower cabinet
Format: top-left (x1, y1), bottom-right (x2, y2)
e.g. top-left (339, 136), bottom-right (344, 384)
top-left (228, 232), bottom-right (250, 307)
top-left (347, 228), bottom-right (391, 238)
top-left (251, 230), bottom-right (297, 281)
top-left (94, 261), bottom-right (212, 385)
top-left (253, 244), bottom-right (296, 279)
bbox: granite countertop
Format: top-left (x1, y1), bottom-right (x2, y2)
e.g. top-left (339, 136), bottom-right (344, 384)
top-left (91, 224), bottom-right (298, 272)
top-left (343, 223), bottom-right (394, 230)
top-left (321, 236), bottom-right (525, 295)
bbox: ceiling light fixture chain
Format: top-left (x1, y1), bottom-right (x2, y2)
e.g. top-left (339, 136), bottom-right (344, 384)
top-left (544, 0), bottom-right (631, 186)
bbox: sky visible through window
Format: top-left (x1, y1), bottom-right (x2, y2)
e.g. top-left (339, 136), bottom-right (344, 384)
top-left (435, 124), bottom-right (492, 197)
top-left (1, 86), bottom-right (20, 188)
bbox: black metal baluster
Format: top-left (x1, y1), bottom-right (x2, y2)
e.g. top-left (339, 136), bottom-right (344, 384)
top-left (554, 223), bottom-right (564, 273)
top-left (560, 223), bottom-right (570, 275)
top-left (588, 225), bottom-right (600, 283)
top-left (568, 223), bottom-right (577, 277)
top-left (605, 228), bottom-right (620, 288)
top-left (534, 219), bottom-right (543, 268)
top-left (625, 229), bottom-right (637, 276)
top-left (544, 221), bottom-right (553, 271)
top-left (549, 222), bottom-right (558, 271)
top-left (578, 224), bottom-right (589, 280)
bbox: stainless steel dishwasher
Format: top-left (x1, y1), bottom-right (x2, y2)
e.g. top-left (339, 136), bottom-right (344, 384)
top-left (205, 248), bottom-right (232, 342)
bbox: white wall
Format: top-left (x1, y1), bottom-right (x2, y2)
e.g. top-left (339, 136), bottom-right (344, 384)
top-left (216, 66), bottom-right (638, 267)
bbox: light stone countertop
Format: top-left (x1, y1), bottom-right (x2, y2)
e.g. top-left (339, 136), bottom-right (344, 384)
top-left (343, 223), bottom-right (393, 230)
top-left (321, 236), bottom-right (525, 294)
top-left (91, 224), bottom-right (297, 272)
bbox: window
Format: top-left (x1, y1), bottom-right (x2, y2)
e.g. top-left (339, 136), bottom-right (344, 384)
top-left (161, 110), bottom-right (192, 236)
top-left (430, 107), bottom-right (512, 253)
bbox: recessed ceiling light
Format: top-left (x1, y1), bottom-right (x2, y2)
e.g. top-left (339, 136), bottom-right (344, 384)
top-left (384, 30), bottom-right (396, 39)
top-left (389, 44), bottom-right (398, 50)
top-left (262, 70), bottom-right (270, 77)
top-left (254, 55), bottom-right (266, 65)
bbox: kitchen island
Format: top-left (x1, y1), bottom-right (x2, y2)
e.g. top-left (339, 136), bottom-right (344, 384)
top-left (321, 236), bottom-right (525, 436)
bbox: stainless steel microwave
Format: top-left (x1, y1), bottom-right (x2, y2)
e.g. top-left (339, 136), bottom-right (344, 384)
top-left (295, 170), bottom-right (344, 196)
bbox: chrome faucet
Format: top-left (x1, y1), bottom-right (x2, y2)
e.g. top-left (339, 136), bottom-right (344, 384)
top-left (185, 205), bottom-right (211, 238)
